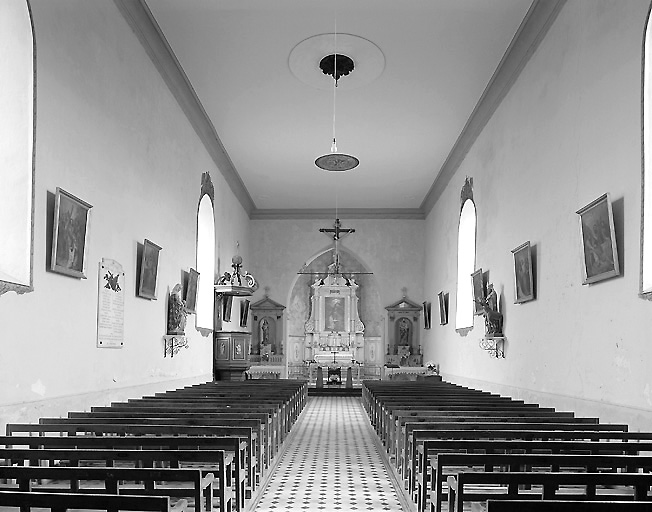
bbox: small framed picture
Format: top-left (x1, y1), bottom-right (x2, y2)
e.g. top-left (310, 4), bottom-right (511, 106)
top-left (422, 301), bottom-right (432, 329)
top-left (438, 292), bottom-right (448, 325)
top-left (185, 268), bottom-right (200, 314)
top-left (138, 239), bottom-right (161, 300)
top-left (471, 268), bottom-right (484, 315)
top-left (511, 241), bottom-right (534, 303)
top-left (51, 188), bottom-right (92, 279)
top-left (576, 193), bottom-right (620, 285)
top-left (240, 299), bottom-right (250, 328)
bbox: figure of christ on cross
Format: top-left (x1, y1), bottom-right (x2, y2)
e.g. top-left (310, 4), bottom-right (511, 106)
top-left (319, 218), bottom-right (355, 241)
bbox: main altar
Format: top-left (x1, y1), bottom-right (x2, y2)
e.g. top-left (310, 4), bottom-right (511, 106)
top-left (304, 265), bottom-right (365, 383)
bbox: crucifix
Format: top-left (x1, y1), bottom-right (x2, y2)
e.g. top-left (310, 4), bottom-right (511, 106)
top-left (319, 218), bottom-right (355, 241)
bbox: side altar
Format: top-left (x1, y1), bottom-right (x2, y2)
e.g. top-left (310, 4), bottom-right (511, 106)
top-left (304, 270), bottom-right (365, 372)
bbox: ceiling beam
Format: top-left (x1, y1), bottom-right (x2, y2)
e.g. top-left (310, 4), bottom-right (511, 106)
top-left (420, 0), bottom-right (567, 216)
top-left (114, 0), bottom-right (256, 215)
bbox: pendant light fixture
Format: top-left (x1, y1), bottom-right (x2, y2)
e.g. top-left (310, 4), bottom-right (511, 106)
top-left (315, 21), bottom-right (359, 172)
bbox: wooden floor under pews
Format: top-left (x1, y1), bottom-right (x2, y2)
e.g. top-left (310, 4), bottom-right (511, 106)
top-left (363, 378), bottom-right (652, 512)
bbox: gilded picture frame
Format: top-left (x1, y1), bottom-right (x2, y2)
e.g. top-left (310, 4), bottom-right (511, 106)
top-left (51, 187), bottom-right (92, 279)
top-left (511, 241), bottom-right (534, 303)
top-left (138, 239), bottom-right (161, 299)
top-left (576, 193), bottom-right (620, 285)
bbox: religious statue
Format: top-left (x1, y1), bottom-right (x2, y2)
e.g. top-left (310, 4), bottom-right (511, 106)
top-left (167, 283), bottom-right (187, 335)
top-left (476, 283), bottom-right (503, 337)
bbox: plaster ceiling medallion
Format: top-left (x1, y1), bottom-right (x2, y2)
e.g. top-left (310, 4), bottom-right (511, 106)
top-left (289, 33), bottom-right (385, 91)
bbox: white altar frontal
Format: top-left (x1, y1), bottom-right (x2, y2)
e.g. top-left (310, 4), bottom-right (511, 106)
top-left (304, 272), bottom-right (365, 378)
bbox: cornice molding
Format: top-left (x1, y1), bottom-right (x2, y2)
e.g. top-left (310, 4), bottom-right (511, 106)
top-left (250, 208), bottom-right (425, 220)
top-left (114, 0), bottom-right (255, 215)
top-left (420, 0), bottom-right (567, 216)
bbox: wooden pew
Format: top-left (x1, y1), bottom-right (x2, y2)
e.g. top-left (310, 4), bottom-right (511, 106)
top-left (5, 424), bottom-right (249, 510)
top-left (40, 415), bottom-right (266, 480)
top-left (413, 436), bottom-right (652, 511)
top-left (0, 466), bottom-right (215, 512)
top-left (0, 490), bottom-right (188, 511)
top-left (0, 447), bottom-right (232, 512)
top-left (486, 499), bottom-right (652, 511)
top-left (428, 453), bottom-right (652, 512)
top-left (447, 471), bottom-right (652, 512)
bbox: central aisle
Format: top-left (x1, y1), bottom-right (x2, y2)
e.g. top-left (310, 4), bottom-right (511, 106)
top-left (253, 396), bottom-right (408, 511)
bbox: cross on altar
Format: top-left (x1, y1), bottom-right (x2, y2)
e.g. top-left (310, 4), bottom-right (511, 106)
top-left (319, 218), bottom-right (355, 241)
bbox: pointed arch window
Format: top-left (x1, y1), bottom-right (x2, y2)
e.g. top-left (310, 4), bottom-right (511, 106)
top-left (642, 5), bottom-right (652, 296)
top-left (455, 179), bottom-right (476, 331)
top-left (196, 173), bottom-right (215, 332)
top-left (0, 0), bottom-right (35, 297)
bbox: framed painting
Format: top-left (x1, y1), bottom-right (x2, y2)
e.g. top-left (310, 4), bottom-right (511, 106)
top-left (240, 299), bottom-right (250, 328)
top-left (512, 241), bottom-right (534, 303)
top-left (184, 268), bottom-right (199, 314)
top-left (576, 193), bottom-right (620, 285)
top-left (51, 188), bottom-right (92, 279)
top-left (438, 292), bottom-right (448, 325)
top-left (471, 268), bottom-right (484, 315)
top-left (138, 239), bottom-right (161, 299)
top-left (423, 301), bottom-right (432, 329)
top-left (232, 337), bottom-right (245, 360)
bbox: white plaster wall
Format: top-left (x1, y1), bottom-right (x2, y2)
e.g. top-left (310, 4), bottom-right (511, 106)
top-left (0, 1), bottom-right (249, 422)
top-left (423, 0), bottom-right (652, 430)
top-left (250, 218), bottom-right (426, 348)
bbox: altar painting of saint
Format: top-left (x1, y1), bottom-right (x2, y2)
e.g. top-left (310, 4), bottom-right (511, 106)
top-left (325, 297), bottom-right (345, 332)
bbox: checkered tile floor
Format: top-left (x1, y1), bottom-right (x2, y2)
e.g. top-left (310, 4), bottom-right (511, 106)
top-left (253, 396), bottom-right (406, 511)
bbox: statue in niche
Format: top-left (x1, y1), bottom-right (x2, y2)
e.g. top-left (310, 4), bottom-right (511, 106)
top-left (398, 317), bottom-right (411, 346)
top-left (477, 283), bottom-right (503, 337)
top-left (167, 284), bottom-right (187, 335)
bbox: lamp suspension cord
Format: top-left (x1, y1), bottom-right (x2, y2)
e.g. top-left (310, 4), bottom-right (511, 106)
top-left (331, 18), bottom-right (337, 153)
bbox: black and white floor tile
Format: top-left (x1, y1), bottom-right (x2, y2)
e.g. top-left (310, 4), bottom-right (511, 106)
top-left (254, 396), bottom-right (406, 511)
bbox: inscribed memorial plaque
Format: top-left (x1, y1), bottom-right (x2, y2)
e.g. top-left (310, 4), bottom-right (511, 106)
top-left (97, 258), bottom-right (125, 348)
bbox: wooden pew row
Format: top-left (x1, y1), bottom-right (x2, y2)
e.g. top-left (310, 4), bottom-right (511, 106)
top-left (91, 406), bottom-right (280, 460)
top-left (393, 410), bottom-right (601, 472)
top-left (5, 424), bottom-right (249, 510)
top-left (399, 418), bottom-right (628, 496)
top-left (429, 453), bottom-right (652, 512)
top-left (486, 499), bottom-right (652, 511)
top-left (0, 490), bottom-right (188, 511)
top-left (447, 471), bottom-right (652, 512)
top-left (414, 437), bottom-right (652, 512)
top-left (0, 447), bottom-right (232, 512)
top-left (0, 466), bottom-right (214, 512)
top-left (0, 435), bottom-right (244, 512)
top-left (39, 415), bottom-right (266, 484)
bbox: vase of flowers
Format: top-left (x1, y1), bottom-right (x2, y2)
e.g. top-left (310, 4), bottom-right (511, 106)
top-left (424, 360), bottom-right (439, 375)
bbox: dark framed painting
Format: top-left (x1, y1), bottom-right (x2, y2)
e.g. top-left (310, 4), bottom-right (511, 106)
top-left (422, 301), bottom-right (432, 329)
top-left (471, 268), bottom-right (484, 315)
top-left (438, 292), bottom-right (448, 325)
top-left (511, 241), bottom-right (534, 303)
top-left (576, 193), bottom-right (620, 285)
top-left (240, 299), bottom-right (250, 328)
top-left (51, 188), bottom-right (92, 279)
top-left (138, 239), bottom-right (161, 300)
top-left (185, 268), bottom-right (199, 314)
top-left (222, 295), bottom-right (233, 322)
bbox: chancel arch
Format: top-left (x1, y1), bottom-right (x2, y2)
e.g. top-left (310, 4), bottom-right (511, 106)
top-left (286, 245), bottom-right (382, 380)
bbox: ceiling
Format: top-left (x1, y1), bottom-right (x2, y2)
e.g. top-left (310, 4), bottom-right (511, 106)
top-left (145, 0), bottom-right (533, 213)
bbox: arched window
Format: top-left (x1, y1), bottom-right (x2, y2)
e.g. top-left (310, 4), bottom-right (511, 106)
top-left (455, 179), bottom-right (476, 331)
top-left (0, 0), bottom-right (35, 297)
top-left (196, 173), bottom-right (215, 332)
top-left (642, 4), bottom-right (652, 296)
